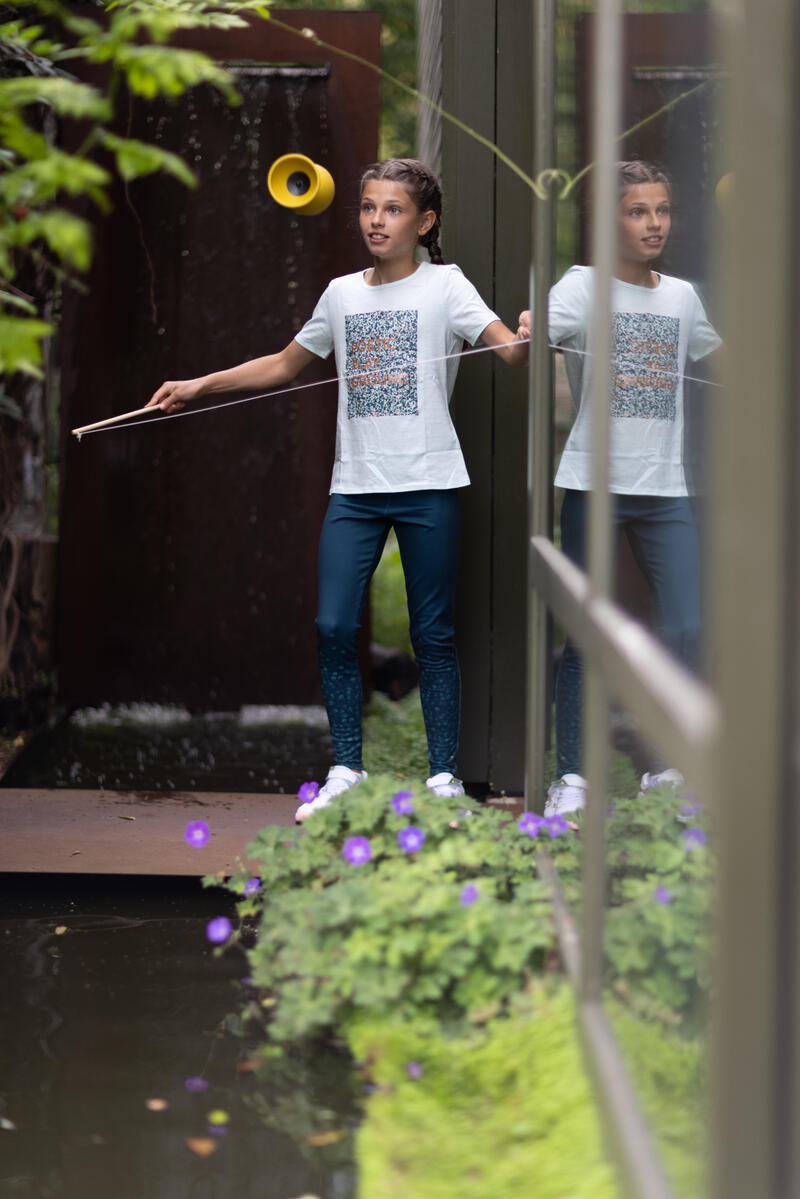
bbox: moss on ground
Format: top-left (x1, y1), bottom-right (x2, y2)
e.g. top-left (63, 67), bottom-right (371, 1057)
top-left (349, 983), bottom-right (619, 1199)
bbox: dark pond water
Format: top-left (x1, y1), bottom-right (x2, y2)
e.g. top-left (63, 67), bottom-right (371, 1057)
top-left (0, 875), bottom-right (359, 1199)
top-left (1, 706), bottom-right (333, 795)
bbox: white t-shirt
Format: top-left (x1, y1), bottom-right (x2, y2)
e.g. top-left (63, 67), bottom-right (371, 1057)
top-left (295, 261), bottom-right (499, 493)
top-left (551, 266), bottom-right (721, 495)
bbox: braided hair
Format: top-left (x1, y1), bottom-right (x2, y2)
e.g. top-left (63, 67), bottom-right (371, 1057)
top-left (359, 158), bottom-right (445, 264)
top-left (617, 160), bottom-right (671, 198)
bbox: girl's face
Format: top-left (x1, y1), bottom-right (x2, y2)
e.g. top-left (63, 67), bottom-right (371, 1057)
top-left (617, 183), bottom-right (671, 267)
top-left (359, 179), bottom-right (435, 264)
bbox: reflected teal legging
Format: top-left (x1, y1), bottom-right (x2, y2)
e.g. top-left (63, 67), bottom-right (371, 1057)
top-left (316, 489), bottom-right (462, 775)
top-left (556, 488), bottom-right (702, 777)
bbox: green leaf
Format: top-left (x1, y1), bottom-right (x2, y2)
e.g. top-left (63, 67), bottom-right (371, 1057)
top-left (0, 153), bottom-right (110, 209)
top-left (0, 78), bottom-right (111, 121)
top-left (18, 210), bottom-right (93, 271)
top-left (0, 314), bottom-right (53, 377)
top-left (101, 132), bottom-right (196, 188)
top-left (106, 44), bottom-right (240, 105)
top-left (0, 111), bottom-right (50, 162)
top-left (0, 290), bottom-right (37, 315)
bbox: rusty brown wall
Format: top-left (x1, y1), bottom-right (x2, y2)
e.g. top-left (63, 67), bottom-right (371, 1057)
top-left (58, 12), bottom-right (380, 708)
top-left (577, 13), bottom-right (718, 283)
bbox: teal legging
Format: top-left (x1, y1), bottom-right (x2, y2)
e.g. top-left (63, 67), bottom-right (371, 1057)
top-left (556, 488), bottom-right (702, 777)
top-left (316, 489), bottom-right (462, 775)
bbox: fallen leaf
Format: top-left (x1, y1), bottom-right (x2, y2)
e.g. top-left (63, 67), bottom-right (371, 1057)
top-left (54, 926), bottom-right (67, 936)
top-left (118, 815), bottom-right (136, 821)
top-left (235, 1058), bottom-right (260, 1074)
top-left (70, 851), bottom-right (81, 856)
top-left (145, 1098), bottom-right (169, 1112)
top-left (185, 1137), bottom-right (218, 1157)
top-left (307, 1130), bottom-right (343, 1147)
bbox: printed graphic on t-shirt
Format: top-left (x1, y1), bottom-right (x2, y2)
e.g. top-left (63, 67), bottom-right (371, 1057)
top-left (345, 310), bottom-right (418, 419)
top-left (611, 312), bottom-right (680, 420)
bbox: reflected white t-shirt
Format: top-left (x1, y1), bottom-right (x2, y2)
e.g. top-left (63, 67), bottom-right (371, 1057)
top-left (295, 261), bottom-right (499, 493)
top-left (551, 266), bottom-right (721, 495)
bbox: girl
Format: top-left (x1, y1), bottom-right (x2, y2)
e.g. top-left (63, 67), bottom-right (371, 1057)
top-left (520, 160), bottom-right (721, 817)
top-left (148, 158), bottom-right (526, 821)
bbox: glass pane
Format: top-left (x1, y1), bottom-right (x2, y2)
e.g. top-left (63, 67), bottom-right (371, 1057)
top-left (546, 3), bottom-right (722, 1195)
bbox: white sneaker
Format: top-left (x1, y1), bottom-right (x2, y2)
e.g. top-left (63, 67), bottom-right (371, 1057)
top-left (295, 765), bottom-right (367, 823)
top-left (426, 772), bottom-right (465, 798)
top-left (544, 773), bottom-right (587, 817)
top-left (639, 768), bottom-right (684, 796)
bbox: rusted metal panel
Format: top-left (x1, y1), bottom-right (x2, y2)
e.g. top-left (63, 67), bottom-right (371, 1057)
top-left (59, 12), bottom-right (380, 708)
top-left (577, 14), bottom-right (717, 282)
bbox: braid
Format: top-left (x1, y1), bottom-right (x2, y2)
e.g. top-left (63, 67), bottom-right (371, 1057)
top-left (420, 223), bottom-right (444, 264)
top-left (359, 157), bottom-right (445, 264)
top-left (617, 159), bottom-right (671, 198)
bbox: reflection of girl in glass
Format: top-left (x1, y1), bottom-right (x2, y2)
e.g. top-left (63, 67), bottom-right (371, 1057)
top-left (147, 159), bottom-right (527, 821)
top-left (519, 161), bottom-right (721, 816)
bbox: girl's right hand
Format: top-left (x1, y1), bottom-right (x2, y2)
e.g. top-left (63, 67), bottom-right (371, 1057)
top-left (146, 377), bottom-right (205, 413)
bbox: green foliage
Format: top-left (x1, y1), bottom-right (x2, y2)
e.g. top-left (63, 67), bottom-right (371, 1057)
top-left (611, 1003), bottom-right (707, 1197)
top-left (548, 784), bottom-right (713, 1028)
top-left (362, 690), bottom-right (428, 779)
top-left (351, 983), bottom-right (619, 1199)
top-left (0, 0), bottom-right (274, 375)
top-left (370, 532), bottom-right (412, 653)
top-left (99, 131), bottom-right (196, 187)
top-left (0, 313), bottom-right (52, 375)
top-left (207, 771), bottom-right (712, 1191)
top-left (211, 775), bottom-right (556, 1040)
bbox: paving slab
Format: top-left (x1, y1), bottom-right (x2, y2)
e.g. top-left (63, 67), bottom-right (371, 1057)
top-left (0, 788), bottom-right (295, 876)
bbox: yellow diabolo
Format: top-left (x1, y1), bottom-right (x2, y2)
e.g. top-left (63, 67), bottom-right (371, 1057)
top-left (267, 153), bottom-right (335, 216)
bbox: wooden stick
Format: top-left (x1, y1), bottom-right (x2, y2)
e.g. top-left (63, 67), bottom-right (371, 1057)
top-left (71, 404), bottom-right (160, 436)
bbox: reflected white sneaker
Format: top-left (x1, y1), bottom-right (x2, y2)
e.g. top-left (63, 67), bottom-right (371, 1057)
top-left (544, 773), bottom-right (587, 817)
top-left (639, 768), bottom-right (684, 796)
top-left (295, 765), bottom-right (367, 823)
top-left (426, 772), bottom-right (465, 798)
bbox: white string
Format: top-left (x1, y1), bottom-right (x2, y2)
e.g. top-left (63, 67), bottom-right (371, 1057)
top-left (75, 335), bottom-right (721, 438)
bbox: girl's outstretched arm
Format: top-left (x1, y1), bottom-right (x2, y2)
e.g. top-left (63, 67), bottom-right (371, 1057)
top-left (147, 340), bottom-right (319, 414)
top-left (479, 319), bottom-right (529, 367)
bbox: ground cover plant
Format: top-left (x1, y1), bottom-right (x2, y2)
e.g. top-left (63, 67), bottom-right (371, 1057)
top-left (196, 771), bottom-right (712, 1195)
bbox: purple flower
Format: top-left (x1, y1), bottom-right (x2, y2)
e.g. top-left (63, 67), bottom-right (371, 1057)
top-left (297, 780), bottom-right (319, 803)
top-left (240, 975), bottom-right (252, 986)
top-left (682, 827), bottom-right (707, 850)
top-left (243, 877), bottom-right (261, 896)
top-left (342, 836), bottom-right (372, 866)
top-left (391, 790), bottom-right (415, 816)
top-left (206, 916), bottom-right (232, 943)
top-left (679, 792), bottom-right (704, 817)
top-left (517, 812), bottom-right (544, 838)
top-left (184, 1076), bottom-right (209, 1093)
top-left (397, 826), bottom-right (426, 853)
top-left (606, 802), bottom-right (616, 818)
top-left (545, 814), bottom-right (569, 838)
top-left (406, 1061), bottom-right (423, 1080)
top-left (184, 820), bottom-right (210, 848)
top-left (654, 886), bottom-right (672, 905)
top-left (460, 883), bottom-right (479, 906)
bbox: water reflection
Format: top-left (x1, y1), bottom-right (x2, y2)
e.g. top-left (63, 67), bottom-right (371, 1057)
top-left (0, 876), bottom-right (359, 1198)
